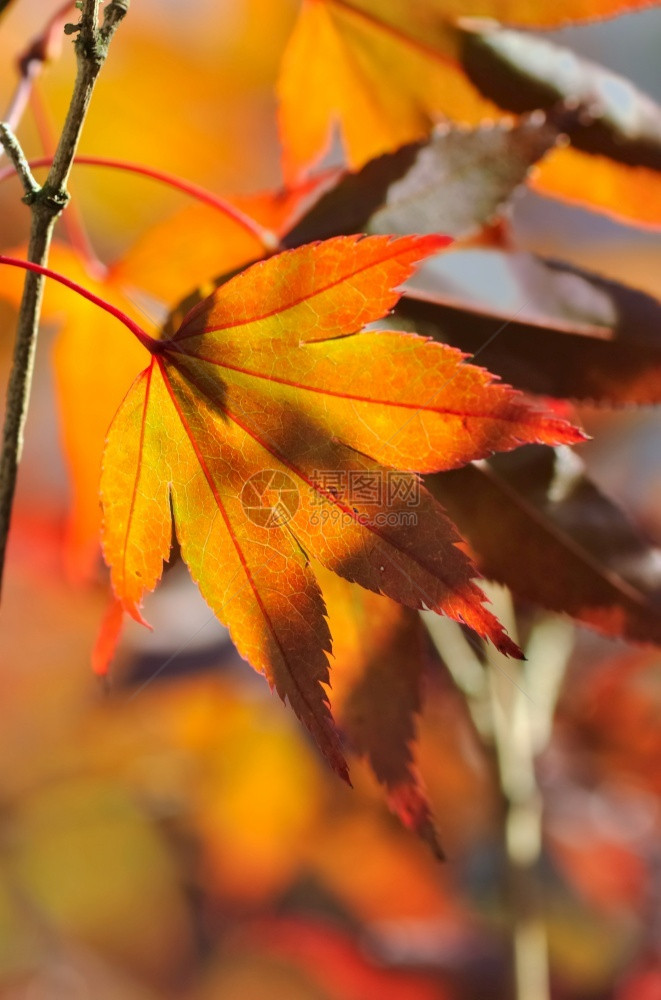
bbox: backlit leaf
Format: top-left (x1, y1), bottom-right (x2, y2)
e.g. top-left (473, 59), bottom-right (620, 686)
top-left (283, 115), bottom-right (560, 245)
top-left (277, 0), bottom-right (656, 182)
top-left (319, 568), bottom-right (440, 854)
top-left (428, 447), bottom-right (661, 645)
top-left (532, 148), bottom-right (661, 228)
top-left (101, 235), bottom-right (583, 775)
top-left (0, 191), bottom-right (314, 579)
top-left (460, 23), bottom-right (661, 225)
top-left (396, 254), bottom-right (661, 405)
top-left (277, 0), bottom-right (496, 181)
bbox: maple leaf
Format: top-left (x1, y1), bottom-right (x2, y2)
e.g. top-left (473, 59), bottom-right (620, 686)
top-left (532, 147), bottom-right (661, 229)
top-left (100, 234), bottom-right (583, 778)
top-left (429, 448), bottom-right (661, 646)
top-left (0, 186), bottom-right (315, 579)
top-left (460, 24), bottom-right (661, 228)
top-left (278, 0), bottom-right (661, 225)
top-left (283, 114), bottom-right (561, 246)
top-left (396, 256), bottom-right (661, 406)
top-left (318, 566), bottom-right (440, 853)
top-left (278, 0), bottom-right (495, 181)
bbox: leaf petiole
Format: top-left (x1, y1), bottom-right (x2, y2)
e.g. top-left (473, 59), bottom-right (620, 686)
top-left (0, 254), bottom-right (158, 352)
top-left (0, 155), bottom-right (281, 253)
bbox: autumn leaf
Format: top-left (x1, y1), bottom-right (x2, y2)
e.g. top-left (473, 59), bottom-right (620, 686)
top-left (396, 254), bottom-right (661, 406)
top-left (0, 184), bottom-right (317, 579)
top-left (277, 0), bottom-right (495, 181)
top-left (100, 234), bottom-right (583, 776)
top-left (277, 0), bottom-right (655, 183)
top-left (319, 567), bottom-right (440, 853)
top-left (428, 447), bottom-right (661, 645)
top-left (532, 148), bottom-right (661, 229)
top-left (282, 114), bottom-right (560, 246)
top-left (460, 23), bottom-right (661, 227)
top-left (91, 594), bottom-right (125, 678)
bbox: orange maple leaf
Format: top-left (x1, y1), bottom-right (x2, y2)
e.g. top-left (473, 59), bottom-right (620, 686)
top-left (278, 0), bottom-right (660, 226)
top-left (0, 186), bottom-right (314, 580)
top-left (100, 234), bottom-right (584, 778)
top-left (278, 0), bottom-right (495, 181)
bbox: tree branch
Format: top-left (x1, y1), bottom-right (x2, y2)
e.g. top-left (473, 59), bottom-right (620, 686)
top-left (486, 592), bottom-right (573, 1000)
top-left (0, 123), bottom-right (39, 198)
top-left (0, 0), bottom-right (129, 593)
top-left (426, 593), bottom-right (573, 1000)
top-left (100, 0), bottom-right (130, 45)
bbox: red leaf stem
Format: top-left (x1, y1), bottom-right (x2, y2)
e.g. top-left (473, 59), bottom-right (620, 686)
top-left (0, 254), bottom-right (157, 352)
top-left (0, 155), bottom-right (280, 253)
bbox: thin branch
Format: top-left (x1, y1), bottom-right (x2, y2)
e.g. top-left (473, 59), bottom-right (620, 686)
top-left (99, 0), bottom-right (131, 45)
top-left (484, 588), bottom-right (574, 1000)
top-left (29, 85), bottom-right (108, 279)
top-left (0, 0), bottom-right (130, 593)
top-left (0, 124), bottom-right (39, 198)
top-left (427, 589), bottom-right (573, 1000)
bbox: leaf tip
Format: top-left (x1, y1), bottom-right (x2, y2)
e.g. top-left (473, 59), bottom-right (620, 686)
top-left (124, 599), bottom-right (152, 631)
top-left (387, 782), bottom-right (445, 860)
top-left (91, 596), bottom-right (124, 678)
top-left (496, 633), bottom-right (525, 659)
top-left (406, 232), bottom-right (454, 259)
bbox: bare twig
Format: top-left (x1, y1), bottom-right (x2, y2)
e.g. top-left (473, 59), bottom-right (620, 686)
top-left (0, 123), bottom-right (39, 197)
top-left (29, 85), bottom-right (109, 279)
top-left (425, 589), bottom-right (574, 1000)
top-left (0, 0), bottom-right (129, 593)
top-left (485, 589), bottom-right (574, 1000)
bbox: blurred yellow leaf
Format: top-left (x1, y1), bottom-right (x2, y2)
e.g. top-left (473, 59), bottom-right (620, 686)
top-left (278, 0), bottom-right (496, 181)
top-left (533, 147), bottom-right (661, 228)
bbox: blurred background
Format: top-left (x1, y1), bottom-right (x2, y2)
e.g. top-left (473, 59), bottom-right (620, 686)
top-left (0, 2), bottom-right (660, 998)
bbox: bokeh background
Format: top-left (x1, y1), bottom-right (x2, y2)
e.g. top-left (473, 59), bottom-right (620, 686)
top-left (0, 2), bottom-right (660, 998)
